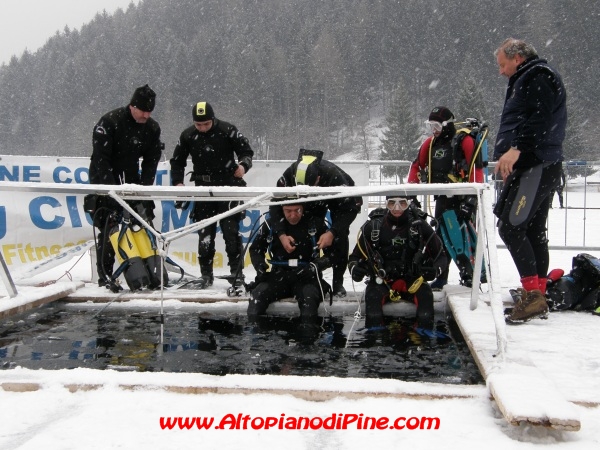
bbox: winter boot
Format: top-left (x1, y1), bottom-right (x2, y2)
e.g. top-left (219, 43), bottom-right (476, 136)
top-left (506, 289), bottom-right (549, 323)
top-left (504, 287), bottom-right (526, 316)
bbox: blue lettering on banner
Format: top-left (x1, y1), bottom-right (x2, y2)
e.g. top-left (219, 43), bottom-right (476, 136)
top-left (160, 201), bottom-right (264, 244)
top-left (0, 166), bottom-right (19, 181)
top-left (0, 206), bottom-right (5, 239)
top-left (161, 201), bottom-right (191, 232)
top-left (66, 196), bottom-right (83, 228)
top-left (53, 166), bottom-right (90, 184)
top-left (74, 167), bottom-right (89, 184)
top-left (29, 196), bottom-right (65, 230)
top-left (155, 169), bottom-right (169, 186)
top-left (0, 165), bottom-right (41, 182)
top-left (23, 166), bottom-right (41, 182)
top-left (53, 167), bottom-right (70, 183)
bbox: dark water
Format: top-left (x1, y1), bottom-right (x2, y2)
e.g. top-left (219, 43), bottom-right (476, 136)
top-left (0, 303), bottom-right (483, 385)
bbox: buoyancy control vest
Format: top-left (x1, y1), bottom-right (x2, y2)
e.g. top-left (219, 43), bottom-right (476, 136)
top-left (428, 138), bottom-right (455, 183)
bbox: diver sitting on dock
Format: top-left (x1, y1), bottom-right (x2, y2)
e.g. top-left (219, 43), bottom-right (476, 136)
top-left (248, 202), bottom-right (331, 318)
top-left (348, 196), bottom-right (447, 329)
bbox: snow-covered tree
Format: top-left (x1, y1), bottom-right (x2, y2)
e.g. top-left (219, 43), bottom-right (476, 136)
top-left (379, 83), bottom-right (421, 179)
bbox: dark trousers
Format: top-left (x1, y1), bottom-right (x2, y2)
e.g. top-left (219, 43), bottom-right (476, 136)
top-left (364, 281), bottom-right (434, 329)
top-left (324, 208), bottom-right (358, 286)
top-left (192, 200), bottom-right (244, 270)
top-left (323, 232), bottom-right (350, 286)
top-left (248, 271), bottom-right (323, 317)
top-left (496, 162), bottom-right (562, 279)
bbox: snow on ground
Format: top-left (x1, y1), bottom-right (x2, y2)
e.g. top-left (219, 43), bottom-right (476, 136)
top-left (1, 189), bottom-right (600, 448)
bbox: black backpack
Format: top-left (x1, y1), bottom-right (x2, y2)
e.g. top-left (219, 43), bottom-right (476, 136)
top-left (546, 253), bottom-right (600, 311)
top-left (450, 118), bottom-right (489, 183)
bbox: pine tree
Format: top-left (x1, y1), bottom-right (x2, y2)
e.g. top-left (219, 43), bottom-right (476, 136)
top-left (379, 84), bottom-right (421, 180)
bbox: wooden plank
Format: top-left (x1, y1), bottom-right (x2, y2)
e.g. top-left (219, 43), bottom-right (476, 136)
top-left (488, 370), bottom-right (580, 431)
top-left (0, 283), bottom-right (81, 320)
top-left (448, 292), bottom-right (582, 431)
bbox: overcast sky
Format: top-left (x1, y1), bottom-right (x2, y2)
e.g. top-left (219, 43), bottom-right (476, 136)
top-left (0, 0), bottom-right (139, 65)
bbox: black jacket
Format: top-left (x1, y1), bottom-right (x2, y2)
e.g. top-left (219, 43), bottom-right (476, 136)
top-left (170, 119), bottom-right (253, 186)
top-left (250, 214), bottom-right (327, 271)
top-left (494, 57), bottom-right (567, 167)
top-left (349, 208), bottom-right (446, 282)
top-left (89, 106), bottom-right (162, 185)
top-left (269, 160), bottom-right (363, 236)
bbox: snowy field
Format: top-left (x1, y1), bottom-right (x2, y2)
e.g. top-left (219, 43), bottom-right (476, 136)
top-left (1, 185), bottom-right (600, 448)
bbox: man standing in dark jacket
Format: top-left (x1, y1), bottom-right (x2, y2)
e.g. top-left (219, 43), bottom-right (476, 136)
top-left (170, 102), bottom-right (254, 288)
top-left (493, 38), bottom-right (567, 324)
top-left (269, 149), bottom-right (363, 297)
top-left (89, 84), bottom-right (163, 285)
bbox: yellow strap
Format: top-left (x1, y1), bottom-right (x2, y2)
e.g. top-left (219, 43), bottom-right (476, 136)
top-left (408, 276), bottom-right (424, 294)
top-left (355, 229), bottom-right (369, 259)
top-left (427, 139), bottom-right (433, 183)
top-left (295, 155), bottom-right (317, 185)
top-left (468, 128), bottom-right (488, 181)
top-left (389, 290), bottom-right (402, 302)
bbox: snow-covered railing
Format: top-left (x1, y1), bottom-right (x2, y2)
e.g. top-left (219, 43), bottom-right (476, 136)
top-left (0, 180), bottom-right (506, 358)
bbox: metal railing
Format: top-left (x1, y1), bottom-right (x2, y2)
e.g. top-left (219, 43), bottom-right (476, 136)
top-left (360, 159), bottom-right (600, 250)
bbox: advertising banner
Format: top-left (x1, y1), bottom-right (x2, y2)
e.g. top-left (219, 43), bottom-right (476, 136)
top-left (0, 156), bottom-right (370, 275)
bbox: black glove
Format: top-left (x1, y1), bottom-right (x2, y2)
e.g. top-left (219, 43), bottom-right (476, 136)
top-left (349, 261), bottom-right (369, 282)
top-left (420, 266), bottom-right (436, 281)
top-left (311, 256), bottom-right (331, 272)
top-left (420, 264), bottom-right (443, 281)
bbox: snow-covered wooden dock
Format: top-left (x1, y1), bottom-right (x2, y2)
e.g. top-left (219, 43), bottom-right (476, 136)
top-left (447, 286), bottom-right (597, 431)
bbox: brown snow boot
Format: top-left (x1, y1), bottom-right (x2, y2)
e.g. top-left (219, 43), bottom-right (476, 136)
top-left (506, 289), bottom-right (549, 323)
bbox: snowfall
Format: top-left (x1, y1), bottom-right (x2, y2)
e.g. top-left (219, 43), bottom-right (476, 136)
top-left (1, 182), bottom-right (600, 449)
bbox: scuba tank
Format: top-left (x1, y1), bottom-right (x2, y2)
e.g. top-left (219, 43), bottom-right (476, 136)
top-left (132, 226), bottom-right (168, 288)
top-left (108, 213), bottom-right (151, 291)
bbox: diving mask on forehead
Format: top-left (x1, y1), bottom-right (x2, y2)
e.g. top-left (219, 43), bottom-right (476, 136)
top-left (424, 118), bottom-right (454, 133)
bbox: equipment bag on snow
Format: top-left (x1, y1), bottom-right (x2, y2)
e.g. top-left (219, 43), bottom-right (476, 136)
top-left (546, 253), bottom-right (600, 311)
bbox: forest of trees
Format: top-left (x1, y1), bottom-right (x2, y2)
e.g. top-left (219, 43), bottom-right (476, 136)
top-left (0, 0), bottom-right (598, 162)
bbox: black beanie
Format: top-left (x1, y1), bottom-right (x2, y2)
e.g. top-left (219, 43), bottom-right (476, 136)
top-left (428, 106), bottom-right (454, 123)
top-left (192, 102), bottom-right (215, 122)
top-left (130, 84), bottom-right (156, 112)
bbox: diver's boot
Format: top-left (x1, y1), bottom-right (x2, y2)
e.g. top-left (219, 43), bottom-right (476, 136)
top-left (196, 264), bottom-right (214, 289)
